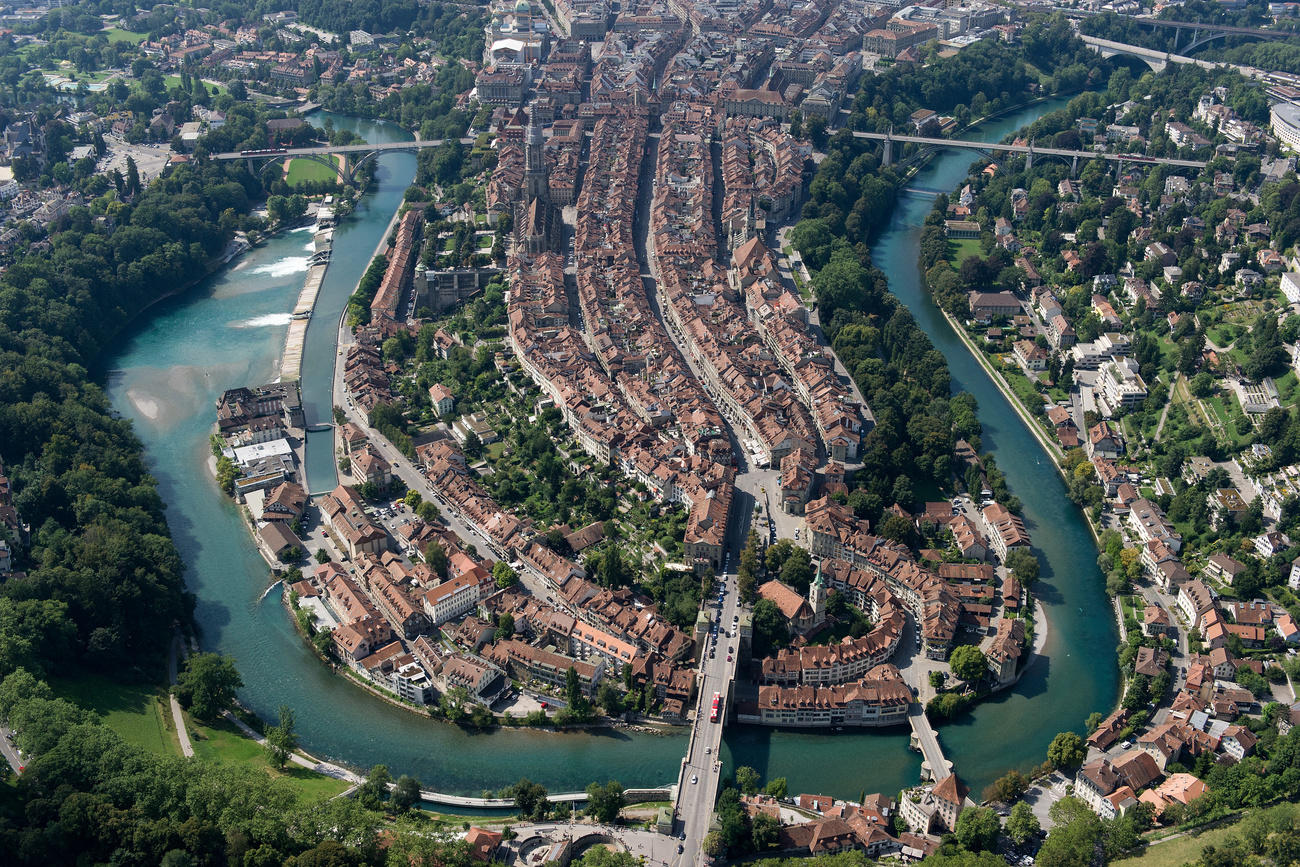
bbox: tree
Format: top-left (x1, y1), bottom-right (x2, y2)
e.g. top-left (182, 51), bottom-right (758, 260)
top-left (738, 530), bottom-right (760, 603)
top-left (949, 645), bottom-right (988, 684)
top-left (764, 777), bottom-right (788, 799)
top-left (463, 431), bottom-right (483, 458)
top-left (565, 666), bottom-right (585, 711)
top-left (493, 561), bottom-right (519, 589)
top-left (125, 155), bottom-right (140, 196)
top-left (1005, 802), bottom-right (1040, 846)
top-left (765, 538), bottom-right (796, 573)
top-left (392, 775), bottom-right (422, 813)
top-left (597, 544), bottom-right (629, 588)
top-left (751, 598), bottom-right (790, 657)
top-left (358, 764), bottom-right (393, 811)
top-left (264, 704), bottom-right (298, 770)
top-left (495, 613), bottom-right (515, 641)
top-left (508, 777), bottom-right (549, 821)
top-left (596, 681), bottom-right (623, 716)
top-left (1190, 371), bottom-right (1216, 398)
top-left (585, 780), bottom-right (625, 823)
top-left (1005, 548), bottom-right (1040, 585)
top-left (930, 671), bottom-right (946, 690)
top-left (1047, 731), bottom-right (1087, 770)
top-left (314, 547), bottom-right (331, 564)
top-left (703, 832), bottom-right (726, 858)
top-left (735, 765), bottom-right (761, 795)
top-left (779, 547), bottom-right (813, 593)
top-left (955, 806), bottom-right (1002, 853)
top-left (425, 541), bottom-right (449, 578)
top-left (1037, 797), bottom-right (1102, 867)
top-left (986, 770), bottom-right (1028, 804)
top-left (575, 850), bottom-right (639, 867)
top-left (752, 812), bottom-right (780, 851)
top-left (439, 686), bottom-right (470, 722)
top-left (173, 653), bottom-right (243, 721)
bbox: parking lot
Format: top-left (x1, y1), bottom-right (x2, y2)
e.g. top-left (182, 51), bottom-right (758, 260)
top-left (98, 135), bottom-right (171, 186)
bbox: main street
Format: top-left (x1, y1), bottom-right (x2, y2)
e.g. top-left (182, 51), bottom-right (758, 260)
top-left (675, 563), bottom-right (743, 863)
top-left (630, 120), bottom-right (757, 862)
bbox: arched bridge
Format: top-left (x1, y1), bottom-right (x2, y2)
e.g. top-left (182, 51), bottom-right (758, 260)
top-left (1079, 34), bottom-right (1274, 77)
top-left (1049, 6), bottom-right (1300, 53)
top-left (212, 137), bottom-right (476, 184)
top-left (851, 129), bottom-right (1209, 173)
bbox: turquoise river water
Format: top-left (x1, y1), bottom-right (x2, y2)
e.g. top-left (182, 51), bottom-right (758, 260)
top-left (104, 99), bottom-right (1116, 800)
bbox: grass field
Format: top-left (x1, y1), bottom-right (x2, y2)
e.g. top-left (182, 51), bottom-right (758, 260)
top-left (1123, 805), bottom-right (1300, 867)
top-left (104, 28), bottom-right (148, 44)
top-left (189, 716), bottom-right (351, 802)
top-left (161, 74), bottom-right (228, 96)
top-left (1117, 817), bottom-right (1257, 867)
top-left (50, 674), bottom-right (179, 757)
top-left (949, 237), bottom-right (984, 263)
top-left (286, 156), bottom-right (341, 186)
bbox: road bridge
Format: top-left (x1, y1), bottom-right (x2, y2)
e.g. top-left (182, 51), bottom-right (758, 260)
top-left (211, 137), bottom-right (476, 184)
top-left (851, 129), bottom-right (1209, 171)
top-left (1043, 5), bottom-right (1298, 51)
top-left (672, 570), bottom-right (743, 866)
top-left (1078, 34), bottom-right (1271, 75)
top-left (908, 704), bottom-right (953, 783)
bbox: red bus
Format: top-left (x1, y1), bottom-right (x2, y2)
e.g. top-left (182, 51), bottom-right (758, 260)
top-left (709, 692), bottom-right (721, 723)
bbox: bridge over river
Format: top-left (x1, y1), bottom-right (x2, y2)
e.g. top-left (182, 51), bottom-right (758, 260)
top-left (851, 129), bottom-right (1209, 171)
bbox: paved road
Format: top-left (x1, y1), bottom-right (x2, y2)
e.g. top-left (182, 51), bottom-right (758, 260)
top-left (908, 703), bottom-right (951, 781)
top-left (630, 119), bottom-right (756, 865)
top-left (0, 726), bottom-right (22, 774)
top-left (169, 634), bottom-right (196, 758)
top-left (676, 568), bottom-right (742, 864)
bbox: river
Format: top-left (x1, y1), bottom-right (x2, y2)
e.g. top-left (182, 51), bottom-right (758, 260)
top-left (105, 98), bottom-right (1115, 800)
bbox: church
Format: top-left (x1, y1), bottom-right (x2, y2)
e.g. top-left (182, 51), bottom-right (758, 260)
top-left (515, 118), bottom-right (562, 255)
top-left (757, 568), bottom-right (828, 636)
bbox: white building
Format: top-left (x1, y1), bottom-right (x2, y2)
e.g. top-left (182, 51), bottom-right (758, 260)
top-left (1271, 103), bottom-right (1300, 154)
top-left (1284, 272), bottom-right (1300, 305)
top-left (1098, 358), bottom-right (1148, 416)
top-left (420, 572), bottom-right (482, 625)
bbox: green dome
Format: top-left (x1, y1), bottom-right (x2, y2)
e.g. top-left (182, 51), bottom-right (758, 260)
top-left (514, 0), bottom-right (531, 14)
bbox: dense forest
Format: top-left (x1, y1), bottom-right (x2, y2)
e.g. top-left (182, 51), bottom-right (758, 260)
top-left (0, 91), bottom-right (465, 860)
top-left (0, 670), bottom-right (477, 864)
top-left (0, 100), bottom-right (310, 680)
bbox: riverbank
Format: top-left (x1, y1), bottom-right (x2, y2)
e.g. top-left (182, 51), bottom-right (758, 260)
top-left (930, 218), bottom-right (1124, 716)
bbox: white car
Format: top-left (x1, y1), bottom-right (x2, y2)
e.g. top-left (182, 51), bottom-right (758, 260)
top-left (691, 775), bottom-right (698, 784)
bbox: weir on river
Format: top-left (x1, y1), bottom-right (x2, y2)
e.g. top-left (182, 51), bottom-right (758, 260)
top-left (105, 100), bottom-right (1116, 800)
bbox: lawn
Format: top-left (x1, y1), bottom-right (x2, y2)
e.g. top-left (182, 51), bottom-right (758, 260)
top-left (1112, 808), bottom-right (1300, 867)
top-left (162, 74), bottom-right (228, 96)
top-left (189, 716), bottom-right (351, 802)
top-left (1000, 362), bottom-right (1048, 412)
top-left (50, 674), bottom-right (179, 757)
top-left (948, 237), bottom-right (984, 264)
top-left (104, 27), bottom-right (148, 44)
top-left (286, 156), bottom-right (341, 186)
top-left (1207, 323), bottom-right (1241, 348)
